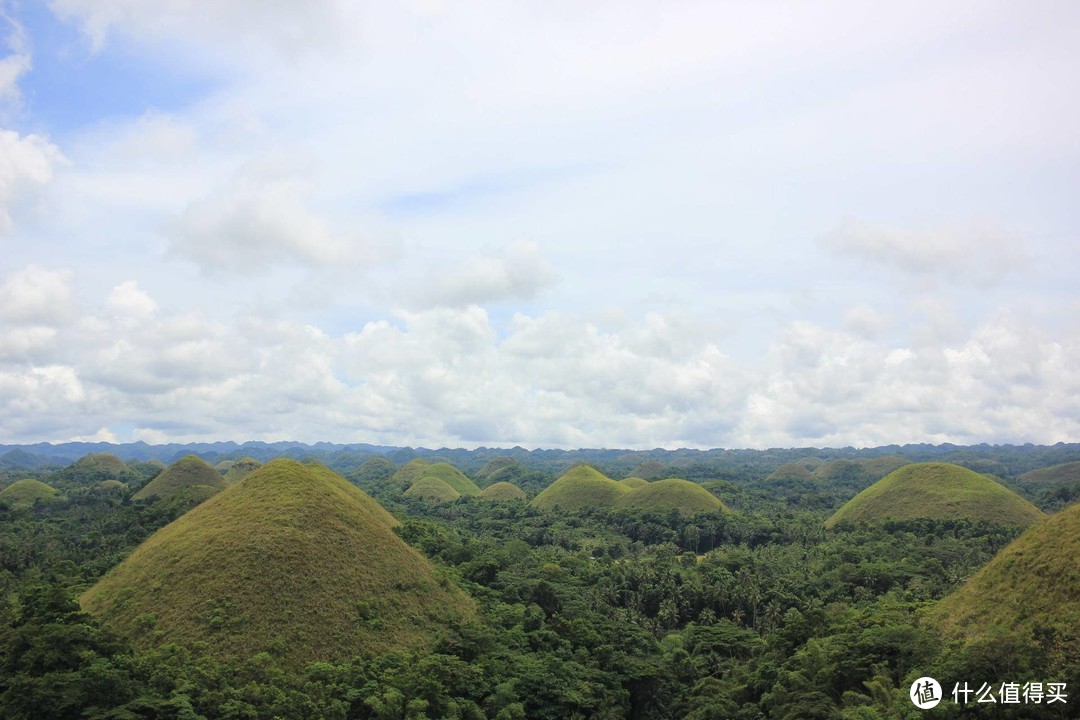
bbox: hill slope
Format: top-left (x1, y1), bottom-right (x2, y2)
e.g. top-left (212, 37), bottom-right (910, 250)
top-left (531, 465), bottom-right (631, 511)
top-left (930, 503), bottom-right (1080, 645)
top-left (618, 477), bottom-right (649, 489)
top-left (132, 455), bottom-right (228, 502)
top-left (825, 462), bottom-right (1045, 529)
top-left (479, 481), bottom-right (526, 501)
top-left (81, 459), bottom-right (473, 666)
top-left (1020, 460), bottom-right (1080, 489)
top-left (766, 463), bottom-right (815, 482)
top-left (223, 457), bottom-right (261, 484)
top-left (617, 478), bottom-right (729, 516)
top-left (0, 479), bottom-right (59, 509)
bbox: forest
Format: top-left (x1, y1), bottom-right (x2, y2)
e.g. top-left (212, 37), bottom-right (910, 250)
top-left (0, 442), bottom-right (1076, 719)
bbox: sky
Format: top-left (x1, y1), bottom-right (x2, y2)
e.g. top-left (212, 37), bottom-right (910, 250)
top-left (0, 0), bottom-right (1078, 449)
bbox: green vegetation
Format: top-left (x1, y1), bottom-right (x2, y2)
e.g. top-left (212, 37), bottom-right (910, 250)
top-left (618, 478), bottom-right (730, 516)
top-left (618, 476), bottom-right (649, 489)
top-left (478, 480), bottom-right (526, 501)
top-left (355, 456), bottom-right (396, 483)
top-left (94, 479), bottom-right (127, 492)
top-left (1020, 459), bottom-right (1080, 487)
top-left (81, 459), bottom-right (474, 667)
top-left (422, 462), bottom-right (481, 496)
top-left (388, 458), bottom-right (431, 487)
top-left (826, 462), bottom-right (1045, 528)
top-left (765, 463), bottom-right (814, 482)
top-left (403, 475), bottom-right (462, 503)
top-left (223, 456), bottom-right (261, 484)
top-left (0, 478), bottom-right (59, 510)
top-left (73, 453), bottom-right (128, 476)
top-left (859, 454), bottom-right (910, 478)
top-left (131, 455), bottom-right (228, 502)
top-left (531, 464), bottom-right (632, 511)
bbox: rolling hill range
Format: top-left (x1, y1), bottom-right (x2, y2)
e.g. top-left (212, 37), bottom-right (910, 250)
top-left (825, 462), bottom-right (1045, 528)
top-left (0, 478), bottom-right (60, 509)
top-left (930, 502), bottom-right (1080, 647)
top-left (131, 455), bottom-right (228, 502)
top-left (81, 459), bottom-right (475, 666)
top-left (765, 463), bottom-right (815, 482)
top-left (1019, 460), bottom-right (1080, 490)
top-left (532, 465), bottom-right (728, 516)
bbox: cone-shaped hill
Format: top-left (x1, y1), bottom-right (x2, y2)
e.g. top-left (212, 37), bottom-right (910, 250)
top-left (630, 459), bottom-right (668, 481)
top-left (75, 452), bottom-right (128, 476)
top-left (766, 463), bottom-right (815, 482)
top-left (532, 466), bottom-right (729, 516)
top-left (390, 459), bottom-right (480, 496)
top-left (930, 503), bottom-right (1080, 645)
top-left (54, 452), bottom-right (141, 487)
top-left (618, 478), bottom-right (730, 516)
top-left (81, 459), bottom-right (474, 666)
top-left (0, 478), bottom-right (60, 510)
top-left (618, 477), bottom-right (649, 489)
top-left (532, 465), bottom-right (632, 511)
top-left (825, 462), bottom-right (1045, 529)
top-left (132, 455), bottom-right (228, 502)
top-left (479, 481), bottom-right (527, 501)
top-left (223, 457), bottom-right (261, 484)
top-left (404, 475), bottom-right (461, 503)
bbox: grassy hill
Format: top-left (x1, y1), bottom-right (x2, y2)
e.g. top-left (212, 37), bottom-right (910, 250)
top-left (618, 478), bottom-right (729, 516)
top-left (223, 457), bottom-right (261, 484)
top-left (618, 477), bottom-right (649, 489)
top-left (81, 459), bottom-right (473, 667)
top-left (132, 455), bottom-right (228, 502)
top-left (355, 456), bottom-right (396, 483)
top-left (930, 502), bottom-right (1080, 647)
top-left (94, 479), bottom-right (128, 492)
top-left (388, 458), bottom-right (432, 487)
top-left (531, 465), bottom-right (631, 511)
top-left (825, 462), bottom-right (1045, 529)
top-left (630, 459), bottom-right (668, 481)
top-left (479, 481), bottom-right (526, 501)
top-left (765, 463), bottom-right (815, 482)
top-left (1020, 460), bottom-right (1080, 489)
top-left (389, 459), bottom-right (480, 496)
top-left (74, 453), bottom-right (129, 476)
top-left (0, 478), bottom-right (60, 510)
top-left (859, 455), bottom-right (910, 478)
top-left (403, 475), bottom-right (461, 503)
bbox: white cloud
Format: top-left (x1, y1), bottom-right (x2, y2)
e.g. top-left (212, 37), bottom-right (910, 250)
top-left (105, 280), bottom-right (157, 322)
top-left (0, 5), bottom-right (30, 106)
top-left (0, 265), bottom-right (74, 325)
top-left (165, 165), bottom-right (356, 272)
top-left (412, 239), bottom-right (557, 308)
top-left (821, 220), bottom-right (1030, 285)
top-left (0, 131), bottom-right (65, 235)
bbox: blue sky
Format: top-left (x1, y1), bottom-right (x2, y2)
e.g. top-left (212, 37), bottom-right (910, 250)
top-left (0, 0), bottom-right (1078, 449)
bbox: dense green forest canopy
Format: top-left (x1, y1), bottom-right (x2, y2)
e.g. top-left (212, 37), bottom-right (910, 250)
top-left (0, 441), bottom-right (1077, 718)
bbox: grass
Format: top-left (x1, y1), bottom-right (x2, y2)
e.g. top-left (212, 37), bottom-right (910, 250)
top-left (1020, 460), bottom-right (1080, 489)
top-left (475, 456), bottom-right (523, 482)
top-left (532, 465), bottom-right (729, 516)
top-left (825, 462), bottom-right (1045, 529)
top-left (95, 479), bottom-right (128, 492)
top-left (531, 465), bottom-right (632, 511)
top-left (132, 455), bottom-right (228, 502)
top-left (618, 477), bottom-right (649, 489)
top-left (389, 459), bottom-right (480, 496)
top-left (81, 459), bottom-right (474, 667)
top-left (479, 481), bottom-right (526, 501)
top-left (223, 457), bottom-right (261, 484)
top-left (630, 460), bottom-right (668, 480)
top-left (403, 476), bottom-right (461, 503)
top-left (618, 478), bottom-right (730, 516)
top-left (0, 478), bottom-right (60, 510)
top-left (930, 502), bottom-right (1080, 645)
top-left (74, 453), bottom-right (129, 475)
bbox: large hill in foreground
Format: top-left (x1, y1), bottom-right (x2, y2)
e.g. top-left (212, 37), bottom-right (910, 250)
top-left (825, 462), bottom-right (1044, 528)
top-left (930, 502), bottom-right (1080, 646)
top-left (82, 459), bottom-right (475, 666)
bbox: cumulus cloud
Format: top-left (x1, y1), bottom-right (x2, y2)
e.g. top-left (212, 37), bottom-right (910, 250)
top-left (821, 220), bottom-right (1031, 285)
top-left (413, 239), bottom-right (557, 308)
top-left (0, 5), bottom-right (30, 106)
top-left (0, 131), bottom-right (65, 235)
top-left (165, 167), bottom-right (356, 273)
top-left (0, 265), bottom-right (74, 325)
